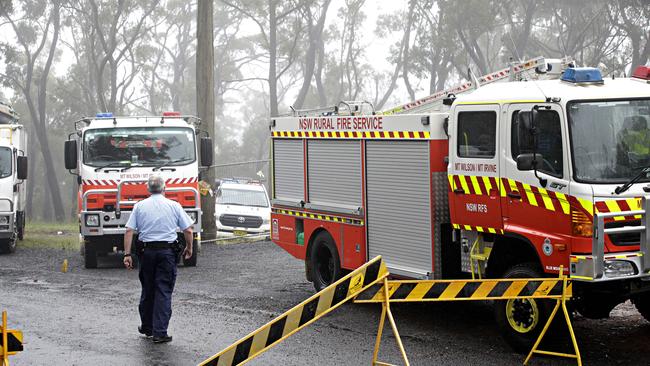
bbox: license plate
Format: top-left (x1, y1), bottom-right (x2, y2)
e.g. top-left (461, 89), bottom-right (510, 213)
top-left (233, 230), bottom-right (247, 236)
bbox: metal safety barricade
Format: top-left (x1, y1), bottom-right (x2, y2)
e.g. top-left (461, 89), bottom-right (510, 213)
top-left (0, 311), bottom-right (23, 366)
top-left (200, 256), bottom-right (389, 366)
top-left (354, 268), bottom-right (580, 366)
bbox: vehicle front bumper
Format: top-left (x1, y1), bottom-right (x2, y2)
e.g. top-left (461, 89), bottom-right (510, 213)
top-left (0, 212), bottom-right (15, 238)
top-left (216, 223), bottom-right (270, 234)
top-left (80, 209), bottom-right (202, 236)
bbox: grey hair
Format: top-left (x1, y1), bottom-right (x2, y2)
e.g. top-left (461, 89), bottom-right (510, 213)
top-left (147, 175), bottom-right (165, 194)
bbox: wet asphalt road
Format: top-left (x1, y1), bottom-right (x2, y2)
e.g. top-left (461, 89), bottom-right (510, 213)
top-left (1, 240), bottom-right (650, 366)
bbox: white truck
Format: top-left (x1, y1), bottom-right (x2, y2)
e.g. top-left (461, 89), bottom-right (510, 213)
top-left (64, 112), bottom-right (213, 268)
top-left (0, 101), bottom-right (28, 254)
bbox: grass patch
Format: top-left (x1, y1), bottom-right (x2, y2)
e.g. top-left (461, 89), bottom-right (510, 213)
top-left (20, 221), bottom-right (80, 251)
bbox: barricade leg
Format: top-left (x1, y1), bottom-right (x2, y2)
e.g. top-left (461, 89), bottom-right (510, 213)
top-left (524, 276), bottom-right (581, 366)
top-left (2, 311), bottom-right (8, 366)
top-left (372, 278), bottom-right (410, 366)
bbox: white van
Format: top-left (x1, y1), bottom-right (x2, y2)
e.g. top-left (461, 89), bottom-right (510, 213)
top-left (215, 179), bottom-right (271, 236)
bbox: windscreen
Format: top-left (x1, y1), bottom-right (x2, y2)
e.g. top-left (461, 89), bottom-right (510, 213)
top-left (216, 188), bottom-right (269, 207)
top-left (83, 127), bottom-right (195, 167)
top-left (569, 99), bottom-right (650, 183)
top-left (0, 147), bottom-right (11, 178)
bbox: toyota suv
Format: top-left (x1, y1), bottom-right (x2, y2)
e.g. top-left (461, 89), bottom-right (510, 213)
top-left (215, 179), bottom-right (271, 236)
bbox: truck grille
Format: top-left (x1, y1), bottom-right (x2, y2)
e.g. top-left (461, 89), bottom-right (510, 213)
top-left (606, 220), bottom-right (640, 246)
top-left (219, 214), bottom-right (263, 229)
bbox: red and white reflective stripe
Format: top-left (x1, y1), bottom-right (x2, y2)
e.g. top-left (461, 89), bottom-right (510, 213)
top-left (81, 177), bottom-right (198, 186)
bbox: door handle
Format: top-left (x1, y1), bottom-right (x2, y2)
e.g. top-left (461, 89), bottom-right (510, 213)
top-left (453, 188), bottom-right (465, 194)
top-left (507, 191), bottom-right (522, 199)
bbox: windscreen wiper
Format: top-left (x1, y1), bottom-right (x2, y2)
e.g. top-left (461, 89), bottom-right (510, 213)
top-left (152, 158), bottom-right (193, 171)
top-left (614, 166), bottom-right (650, 194)
top-left (94, 161), bottom-right (131, 172)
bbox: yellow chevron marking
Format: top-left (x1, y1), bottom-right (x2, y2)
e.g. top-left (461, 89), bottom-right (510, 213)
top-left (508, 179), bottom-right (518, 196)
top-left (488, 228), bottom-right (496, 234)
top-left (537, 187), bottom-right (555, 211)
top-left (503, 281), bottom-right (527, 297)
top-left (482, 176), bottom-right (493, 193)
top-left (523, 183), bottom-right (538, 206)
top-left (363, 131), bottom-right (370, 138)
top-left (249, 325), bottom-right (271, 356)
top-left (470, 175), bottom-right (482, 195)
top-left (282, 308), bottom-right (302, 337)
top-left (439, 282), bottom-right (465, 299)
top-left (555, 192), bottom-right (570, 215)
top-left (464, 225), bottom-right (472, 231)
top-left (453, 224), bottom-right (460, 229)
top-left (408, 282), bottom-right (434, 300)
top-left (604, 200), bottom-right (625, 221)
top-left (471, 281), bottom-right (498, 298)
top-left (578, 197), bottom-right (594, 215)
top-left (626, 198), bottom-right (643, 219)
top-left (448, 175), bottom-right (456, 190)
top-left (423, 132), bottom-right (431, 138)
top-left (459, 176), bottom-right (470, 195)
top-left (476, 226), bottom-right (484, 232)
top-left (216, 349), bottom-right (236, 366)
top-left (315, 286), bottom-right (336, 316)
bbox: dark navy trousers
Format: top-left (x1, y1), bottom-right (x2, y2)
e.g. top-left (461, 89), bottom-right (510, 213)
top-left (138, 248), bottom-right (177, 337)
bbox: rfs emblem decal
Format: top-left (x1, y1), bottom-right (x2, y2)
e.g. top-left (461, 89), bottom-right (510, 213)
top-left (542, 238), bottom-right (553, 256)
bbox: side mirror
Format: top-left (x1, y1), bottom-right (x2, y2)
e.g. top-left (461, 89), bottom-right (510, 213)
top-left (16, 156), bottom-right (27, 180)
top-left (200, 137), bottom-right (213, 167)
top-left (516, 153), bottom-right (543, 171)
top-left (64, 140), bottom-right (78, 170)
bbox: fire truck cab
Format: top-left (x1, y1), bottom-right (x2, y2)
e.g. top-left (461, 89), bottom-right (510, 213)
top-left (0, 101), bottom-right (27, 254)
top-left (270, 65), bottom-right (650, 350)
top-left (64, 112), bottom-right (213, 268)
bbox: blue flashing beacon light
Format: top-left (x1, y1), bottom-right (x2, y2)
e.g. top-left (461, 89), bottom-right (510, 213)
top-left (95, 112), bottom-right (114, 118)
top-left (561, 67), bottom-right (604, 84)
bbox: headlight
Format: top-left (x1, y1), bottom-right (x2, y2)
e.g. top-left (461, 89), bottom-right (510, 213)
top-left (187, 211), bottom-right (198, 223)
top-left (604, 260), bottom-right (636, 278)
top-left (85, 214), bottom-right (100, 227)
top-left (0, 216), bottom-right (8, 225)
top-left (263, 216), bottom-right (270, 225)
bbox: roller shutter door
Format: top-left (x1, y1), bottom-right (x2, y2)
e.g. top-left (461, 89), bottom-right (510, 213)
top-left (307, 140), bottom-right (361, 208)
top-left (366, 141), bottom-right (431, 277)
top-left (273, 139), bottom-right (304, 201)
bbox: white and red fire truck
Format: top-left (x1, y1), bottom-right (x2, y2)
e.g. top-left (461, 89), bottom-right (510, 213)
top-left (64, 112), bottom-right (212, 268)
top-left (270, 58), bottom-right (650, 350)
top-left (0, 101), bottom-right (27, 254)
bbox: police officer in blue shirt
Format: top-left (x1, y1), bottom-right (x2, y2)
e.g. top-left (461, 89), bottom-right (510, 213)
top-left (123, 175), bottom-right (194, 343)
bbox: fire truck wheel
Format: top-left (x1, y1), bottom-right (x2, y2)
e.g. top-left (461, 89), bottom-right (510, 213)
top-left (84, 240), bottom-right (98, 269)
top-left (309, 232), bottom-right (341, 292)
top-left (632, 292), bottom-right (650, 322)
top-left (494, 262), bottom-right (553, 353)
top-left (183, 241), bottom-right (198, 267)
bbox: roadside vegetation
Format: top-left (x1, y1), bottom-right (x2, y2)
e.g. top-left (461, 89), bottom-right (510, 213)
top-left (21, 221), bottom-right (79, 251)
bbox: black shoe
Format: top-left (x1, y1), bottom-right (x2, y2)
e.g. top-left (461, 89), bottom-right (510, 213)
top-left (153, 335), bottom-right (172, 344)
top-left (138, 326), bottom-right (152, 338)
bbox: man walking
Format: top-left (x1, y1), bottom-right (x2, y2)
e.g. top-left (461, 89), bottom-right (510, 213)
top-left (123, 175), bottom-right (194, 343)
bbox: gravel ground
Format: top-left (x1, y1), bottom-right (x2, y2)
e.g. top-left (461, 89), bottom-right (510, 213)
top-left (1, 240), bottom-right (649, 365)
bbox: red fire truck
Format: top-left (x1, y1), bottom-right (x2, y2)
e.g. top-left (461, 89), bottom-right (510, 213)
top-left (64, 112), bottom-right (212, 268)
top-left (270, 58), bottom-right (650, 350)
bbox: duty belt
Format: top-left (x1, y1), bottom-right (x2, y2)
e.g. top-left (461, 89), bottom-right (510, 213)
top-left (141, 241), bottom-right (175, 249)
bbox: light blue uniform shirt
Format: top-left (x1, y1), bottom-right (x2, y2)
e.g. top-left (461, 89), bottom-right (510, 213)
top-left (126, 194), bottom-right (194, 242)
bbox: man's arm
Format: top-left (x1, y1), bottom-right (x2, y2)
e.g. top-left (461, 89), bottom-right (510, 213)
top-left (123, 228), bottom-right (134, 269)
top-left (183, 226), bottom-right (193, 259)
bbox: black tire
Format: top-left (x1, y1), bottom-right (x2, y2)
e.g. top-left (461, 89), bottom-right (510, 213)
top-left (493, 262), bottom-right (553, 353)
top-left (632, 292), bottom-right (650, 322)
top-left (84, 240), bottom-right (98, 269)
top-left (0, 238), bottom-right (16, 254)
top-left (17, 212), bottom-right (24, 241)
top-left (308, 232), bottom-right (342, 292)
top-left (182, 240), bottom-right (198, 267)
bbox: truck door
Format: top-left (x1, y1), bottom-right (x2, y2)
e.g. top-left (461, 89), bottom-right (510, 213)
top-left (449, 104), bottom-right (502, 231)
top-left (502, 104), bottom-right (570, 235)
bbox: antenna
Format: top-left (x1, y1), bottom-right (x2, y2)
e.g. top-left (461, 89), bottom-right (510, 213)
top-left (506, 31), bottom-right (550, 102)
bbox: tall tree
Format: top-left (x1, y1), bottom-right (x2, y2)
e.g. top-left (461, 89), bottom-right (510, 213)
top-left (0, 1), bottom-right (66, 221)
top-left (197, 0), bottom-right (216, 241)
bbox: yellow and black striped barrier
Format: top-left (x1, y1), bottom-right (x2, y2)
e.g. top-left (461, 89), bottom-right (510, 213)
top-left (355, 272), bottom-right (581, 366)
top-left (199, 256), bottom-right (388, 366)
top-left (354, 278), bottom-right (571, 303)
top-left (1, 311), bottom-right (23, 366)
